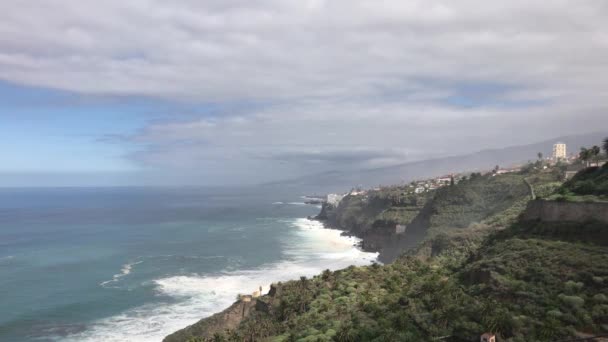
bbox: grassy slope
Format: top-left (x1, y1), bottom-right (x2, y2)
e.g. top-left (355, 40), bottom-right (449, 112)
top-left (331, 189), bottom-right (429, 235)
top-left (426, 173), bottom-right (533, 234)
top-left (335, 171), bottom-right (559, 237)
top-left (185, 224), bottom-right (608, 341)
top-left (548, 164), bottom-right (608, 202)
top-left (329, 172), bottom-right (547, 258)
top-left (174, 168), bottom-right (608, 342)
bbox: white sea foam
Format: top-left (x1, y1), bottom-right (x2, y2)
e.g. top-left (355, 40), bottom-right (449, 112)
top-left (287, 202), bottom-right (307, 205)
top-left (64, 218), bottom-right (377, 342)
top-left (100, 260), bottom-right (143, 287)
top-left (272, 201), bottom-right (308, 206)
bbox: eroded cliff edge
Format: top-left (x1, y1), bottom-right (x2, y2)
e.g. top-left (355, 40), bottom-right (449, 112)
top-left (314, 172), bottom-right (534, 263)
top-left (165, 165), bottom-right (608, 341)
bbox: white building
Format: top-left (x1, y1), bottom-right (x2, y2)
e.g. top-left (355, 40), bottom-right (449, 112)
top-left (553, 142), bottom-right (567, 160)
top-left (436, 176), bottom-right (452, 184)
top-left (326, 193), bottom-right (345, 206)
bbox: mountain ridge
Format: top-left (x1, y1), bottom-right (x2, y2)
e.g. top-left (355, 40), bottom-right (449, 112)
top-left (264, 131), bottom-right (605, 191)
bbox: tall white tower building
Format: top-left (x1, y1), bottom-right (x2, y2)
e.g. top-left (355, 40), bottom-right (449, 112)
top-left (552, 142), bottom-right (567, 160)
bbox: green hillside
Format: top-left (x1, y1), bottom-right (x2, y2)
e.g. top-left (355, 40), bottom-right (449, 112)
top-left (166, 166), bottom-right (608, 342)
top-left (549, 164), bottom-right (608, 202)
top-left (321, 170), bottom-right (561, 263)
top-left (329, 188), bottom-right (430, 235)
top-left (426, 173), bottom-right (530, 234)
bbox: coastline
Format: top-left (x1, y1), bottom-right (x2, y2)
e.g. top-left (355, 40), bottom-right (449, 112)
top-left (311, 197), bottom-right (432, 263)
top-left (163, 215), bottom-right (378, 342)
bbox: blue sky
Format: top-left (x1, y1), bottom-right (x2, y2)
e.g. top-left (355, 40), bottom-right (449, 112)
top-left (0, 80), bottom-right (275, 186)
top-left (1, 81), bottom-right (145, 172)
top-left (1, 1), bottom-right (607, 186)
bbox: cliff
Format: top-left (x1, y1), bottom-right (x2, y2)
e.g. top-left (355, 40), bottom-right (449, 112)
top-left (163, 298), bottom-right (258, 342)
top-left (316, 172), bottom-right (541, 263)
top-left (166, 211), bottom-right (608, 341)
top-left (166, 166), bottom-right (608, 342)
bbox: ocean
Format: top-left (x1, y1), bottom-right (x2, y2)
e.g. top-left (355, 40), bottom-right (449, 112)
top-left (0, 187), bottom-right (377, 341)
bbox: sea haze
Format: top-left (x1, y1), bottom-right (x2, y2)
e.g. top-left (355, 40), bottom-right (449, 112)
top-left (0, 187), bottom-right (377, 341)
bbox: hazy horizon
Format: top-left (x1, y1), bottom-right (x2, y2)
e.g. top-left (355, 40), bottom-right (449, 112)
top-left (1, 131), bottom-right (604, 188)
top-left (2, 1), bottom-right (608, 187)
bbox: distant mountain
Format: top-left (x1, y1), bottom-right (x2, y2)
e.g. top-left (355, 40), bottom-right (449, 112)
top-left (267, 131), bottom-right (606, 192)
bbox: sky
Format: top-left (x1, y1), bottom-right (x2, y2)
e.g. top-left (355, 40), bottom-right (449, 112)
top-left (1, 0), bottom-right (607, 186)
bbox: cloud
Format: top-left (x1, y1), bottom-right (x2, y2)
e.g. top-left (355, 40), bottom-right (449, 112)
top-left (122, 97), bottom-right (607, 184)
top-left (1, 1), bottom-right (607, 101)
top-left (1, 1), bottom-right (607, 184)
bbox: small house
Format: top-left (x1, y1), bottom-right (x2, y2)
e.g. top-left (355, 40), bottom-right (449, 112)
top-left (436, 176), bottom-right (452, 184)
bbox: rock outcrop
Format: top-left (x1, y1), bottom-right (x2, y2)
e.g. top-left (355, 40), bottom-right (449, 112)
top-left (163, 299), bottom-right (257, 342)
top-left (163, 284), bottom-right (282, 342)
top-left (314, 192), bottom-right (434, 263)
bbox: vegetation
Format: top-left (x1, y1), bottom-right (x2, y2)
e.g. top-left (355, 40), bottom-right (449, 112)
top-left (178, 217), bottom-right (608, 341)
top-left (329, 171), bottom-right (554, 240)
top-left (169, 162), bottom-right (608, 342)
top-left (580, 138), bottom-right (607, 168)
top-left (329, 187), bottom-right (430, 237)
top-left (425, 173), bottom-right (531, 235)
top-left (321, 171), bottom-right (551, 263)
top-left (550, 164), bottom-right (608, 202)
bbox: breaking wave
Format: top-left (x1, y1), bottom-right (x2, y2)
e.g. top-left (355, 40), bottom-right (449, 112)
top-left (63, 218), bottom-right (376, 342)
top-left (99, 260), bottom-right (143, 287)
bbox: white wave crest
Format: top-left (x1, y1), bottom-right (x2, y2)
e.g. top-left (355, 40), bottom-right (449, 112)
top-left (272, 201), bottom-right (307, 206)
top-left (100, 260), bottom-right (143, 287)
top-left (65, 218), bottom-right (377, 342)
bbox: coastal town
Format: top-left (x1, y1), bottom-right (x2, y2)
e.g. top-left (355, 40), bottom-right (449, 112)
top-left (324, 142), bottom-right (602, 208)
top-left (167, 137), bottom-right (608, 342)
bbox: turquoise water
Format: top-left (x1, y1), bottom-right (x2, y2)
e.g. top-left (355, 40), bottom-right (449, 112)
top-left (0, 187), bottom-right (376, 341)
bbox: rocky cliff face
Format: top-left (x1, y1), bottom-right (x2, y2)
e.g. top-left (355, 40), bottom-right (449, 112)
top-left (315, 193), bottom-right (430, 263)
top-left (163, 299), bottom-right (258, 342)
top-left (315, 173), bottom-right (535, 263)
top-left (164, 284), bottom-right (283, 342)
top-left (164, 168), bottom-right (597, 341)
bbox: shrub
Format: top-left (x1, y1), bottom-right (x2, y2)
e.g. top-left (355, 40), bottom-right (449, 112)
top-left (547, 309), bottom-right (563, 318)
top-left (559, 294), bottom-right (585, 308)
top-left (564, 280), bottom-right (584, 294)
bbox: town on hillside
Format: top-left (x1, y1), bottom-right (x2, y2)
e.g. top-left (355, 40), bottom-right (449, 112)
top-left (324, 141), bottom-right (608, 207)
top-left (169, 136), bottom-right (608, 342)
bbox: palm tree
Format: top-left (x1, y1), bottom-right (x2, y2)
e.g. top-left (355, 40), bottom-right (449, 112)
top-left (297, 276), bottom-right (311, 313)
top-left (537, 152), bottom-right (543, 160)
top-left (580, 147), bottom-right (591, 166)
top-left (591, 145), bottom-right (601, 165)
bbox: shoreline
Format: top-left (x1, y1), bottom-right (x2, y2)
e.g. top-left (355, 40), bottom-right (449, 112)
top-left (234, 217), bottom-right (378, 298)
top-left (52, 213), bottom-right (377, 342)
top-left (163, 216), bottom-right (378, 341)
